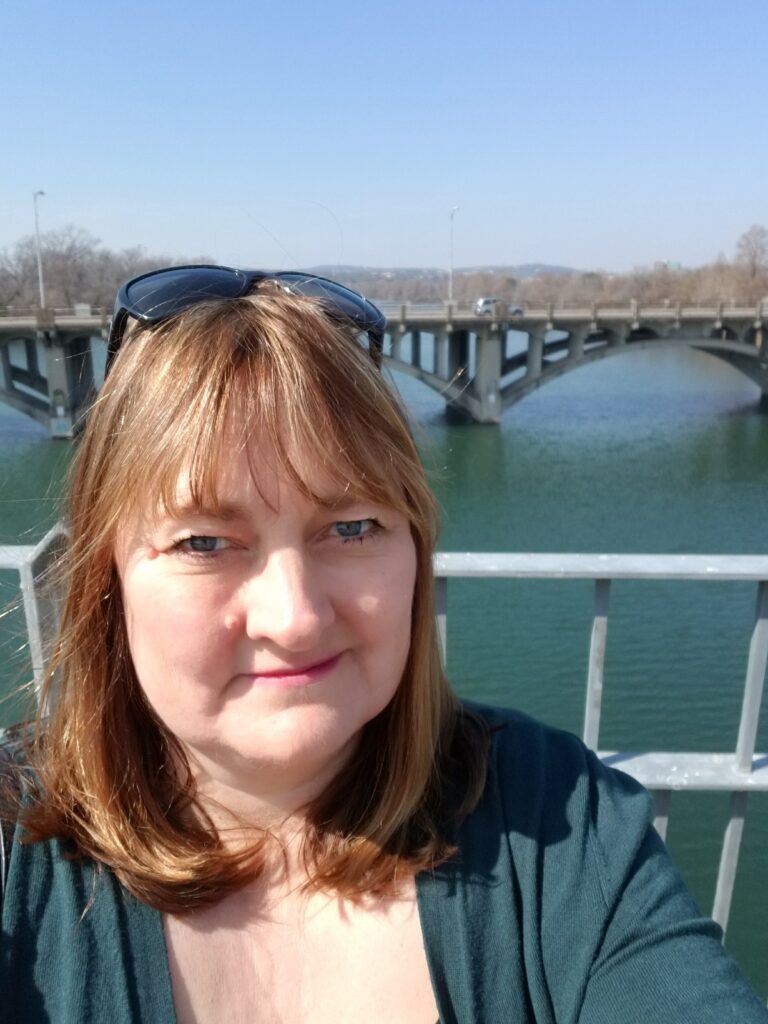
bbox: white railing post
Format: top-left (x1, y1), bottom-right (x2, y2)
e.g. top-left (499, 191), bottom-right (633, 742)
top-left (735, 581), bottom-right (768, 771)
top-left (583, 578), bottom-right (611, 750)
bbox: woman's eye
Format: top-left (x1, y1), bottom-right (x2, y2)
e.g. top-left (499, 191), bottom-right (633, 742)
top-left (174, 535), bottom-right (229, 555)
top-left (331, 519), bottom-right (378, 542)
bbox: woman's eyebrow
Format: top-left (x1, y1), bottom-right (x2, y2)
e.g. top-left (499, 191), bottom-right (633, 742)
top-left (165, 499), bottom-right (253, 522)
top-left (315, 491), bottom-right (374, 512)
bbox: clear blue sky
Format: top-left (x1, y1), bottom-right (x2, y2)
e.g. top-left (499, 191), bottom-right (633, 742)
top-left (2, 0), bottom-right (766, 273)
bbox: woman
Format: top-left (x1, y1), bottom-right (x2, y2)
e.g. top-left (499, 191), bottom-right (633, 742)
top-left (1, 266), bottom-right (766, 1023)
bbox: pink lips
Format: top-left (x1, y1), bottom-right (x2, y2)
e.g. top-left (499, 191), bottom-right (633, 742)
top-left (247, 652), bottom-right (343, 688)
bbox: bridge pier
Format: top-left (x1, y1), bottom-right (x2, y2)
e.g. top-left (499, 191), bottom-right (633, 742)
top-left (569, 327), bottom-right (589, 359)
top-left (43, 334), bottom-right (76, 438)
top-left (9, 300), bottom-right (768, 432)
top-left (526, 330), bottom-right (545, 380)
top-left (38, 332), bottom-right (94, 439)
top-left (436, 328), bottom-right (451, 379)
top-left (1, 343), bottom-right (12, 395)
top-left (471, 328), bottom-right (503, 423)
top-left (390, 327), bottom-right (404, 362)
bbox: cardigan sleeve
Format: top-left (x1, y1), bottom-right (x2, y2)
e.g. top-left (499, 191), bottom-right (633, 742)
top-left (478, 708), bottom-right (768, 1024)
top-left (554, 741), bottom-right (768, 1022)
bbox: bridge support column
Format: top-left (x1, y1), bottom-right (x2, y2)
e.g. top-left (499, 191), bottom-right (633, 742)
top-left (568, 327), bottom-right (588, 360)
top-left (472, 328), bottom-right (503, 424)
top-left (526, 330), bottom-right (545, 380)
top-left (390, 328), bottom-right (405, 362)
top-left (41, 331), bottom-right (93, 436)
top-left (436, 328), bottom-right (451, 379)
top-left (42, 335), bottom-right (77, 439)
top-left (1, 343), bottom-right (12, 393)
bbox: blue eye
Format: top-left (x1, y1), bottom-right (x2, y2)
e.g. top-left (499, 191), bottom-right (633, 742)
top-left (331, 519), bottom-right (385, 544)
top-left (331, 520), bottom-right (380, 544)
top-left (177, 535), bottom-right (228, 554)
top-left (333, 524), bottom-right (364, 540)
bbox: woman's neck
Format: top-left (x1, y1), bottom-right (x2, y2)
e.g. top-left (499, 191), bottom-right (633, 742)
top-left (184, 737), bottom-right (355, 841)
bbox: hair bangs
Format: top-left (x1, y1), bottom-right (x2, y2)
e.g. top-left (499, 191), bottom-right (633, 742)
top-left (107, 293), bottom-right (423, 530)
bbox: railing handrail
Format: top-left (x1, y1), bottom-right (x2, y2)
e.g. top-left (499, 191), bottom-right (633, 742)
top-left (434, 551), bottom-right (768, 581)
top-left (1, 301), bottom-right (767, 321)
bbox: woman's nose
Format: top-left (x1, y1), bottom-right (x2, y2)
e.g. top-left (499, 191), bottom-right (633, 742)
top-left (241, 549), bottom-right (334, 650)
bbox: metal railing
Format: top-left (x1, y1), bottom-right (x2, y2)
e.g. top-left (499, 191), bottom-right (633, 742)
top-left (434, 552), bottom-right (768, 937)
top-left (2, 530), bottom-right (767, 939)
top-left (1, 301), bottom-right (766, 321)
top-left (0, 306), bottom-right (110, 318)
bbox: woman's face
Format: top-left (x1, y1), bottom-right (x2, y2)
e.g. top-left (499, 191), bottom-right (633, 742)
top-left (114, 430), bottom-right (417, 797)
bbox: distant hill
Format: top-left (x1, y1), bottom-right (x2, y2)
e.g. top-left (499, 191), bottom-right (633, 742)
top-left (309, 263), bottom-right (578, 282)
top-left (458, 263), bottom-right (577, 279)
top-left (306, 263), bottom-right (579, 304)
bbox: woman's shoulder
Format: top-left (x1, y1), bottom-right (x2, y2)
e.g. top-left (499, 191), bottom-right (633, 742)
top-left (462, 699), bottom-right (641, 782)
top-left (458, 700), bottom-right (652, 860)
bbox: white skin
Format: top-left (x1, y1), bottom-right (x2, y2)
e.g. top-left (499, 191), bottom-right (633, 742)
top-left (114, 426), bottom-right (437, 1024)
top-left (114, 430), bottom-right (417, 831)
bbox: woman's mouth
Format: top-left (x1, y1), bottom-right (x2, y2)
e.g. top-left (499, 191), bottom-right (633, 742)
top-left (247, 652), bottom-right (343, 687)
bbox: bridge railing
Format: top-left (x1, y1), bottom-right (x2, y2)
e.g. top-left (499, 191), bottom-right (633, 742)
top-left (1, 529), bottom-right (767, 941)
top-left (1, 301), bottom-right (766, 323)
top-left (433, 552), bottom-right (768, 938)
top-left (0, 306), bottom-right (110, 318)
top-left (371, 300), bottom-right (768, 321)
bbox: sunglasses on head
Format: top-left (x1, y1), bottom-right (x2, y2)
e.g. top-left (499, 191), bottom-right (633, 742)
top-left (107, 265), bottom-right (387, 375)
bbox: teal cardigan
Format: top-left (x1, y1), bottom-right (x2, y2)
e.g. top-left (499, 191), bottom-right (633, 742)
top-left (2, 706), bottom-right (767, 1022)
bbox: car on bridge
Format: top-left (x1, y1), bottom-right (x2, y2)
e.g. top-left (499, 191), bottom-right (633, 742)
top-left (474, 297), bottom-right (524, 317)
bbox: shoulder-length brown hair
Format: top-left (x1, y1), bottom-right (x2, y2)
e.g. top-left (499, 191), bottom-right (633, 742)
top-left (23, 287), bottom-right (488, 912)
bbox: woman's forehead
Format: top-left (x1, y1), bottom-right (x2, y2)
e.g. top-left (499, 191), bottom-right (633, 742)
top-left (140, 431), bottom-right (382, 521)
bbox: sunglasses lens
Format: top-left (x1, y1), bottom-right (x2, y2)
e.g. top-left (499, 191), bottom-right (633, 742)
top-left (124, 266), bottom-right (250, 321)
top-left (275, 274), bottom-right (384, 332)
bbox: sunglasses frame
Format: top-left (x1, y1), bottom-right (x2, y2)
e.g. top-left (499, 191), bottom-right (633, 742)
top-left (107, 264), bottom-right (387, 374)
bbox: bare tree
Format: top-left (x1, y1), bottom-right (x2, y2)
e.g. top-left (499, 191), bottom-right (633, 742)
top-left (735, 224), bottom-right (768, 280)
top-left (0, 228), bottom-right (217, 310)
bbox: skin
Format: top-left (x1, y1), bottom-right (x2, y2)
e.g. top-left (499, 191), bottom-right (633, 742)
top-left (114, 431), bottom-right (418, 827)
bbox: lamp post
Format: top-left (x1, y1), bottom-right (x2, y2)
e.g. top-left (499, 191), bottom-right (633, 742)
top-left (32, 190), bottom-right (46, 308)
top-left (448, 206), bottom-right (459, 303)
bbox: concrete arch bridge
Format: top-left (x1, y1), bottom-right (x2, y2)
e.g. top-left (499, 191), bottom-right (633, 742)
top-left (1, 302), bottom-right (767, 433)
top-left (380, 301), bottom-right (768, 423)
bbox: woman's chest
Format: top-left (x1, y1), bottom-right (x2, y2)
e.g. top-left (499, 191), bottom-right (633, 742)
top-left (164, 885), bottom-right (438, 1024)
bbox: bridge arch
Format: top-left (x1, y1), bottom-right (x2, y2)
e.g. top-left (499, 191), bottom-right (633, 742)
top-left (4, 305), bottom-right (767, 428)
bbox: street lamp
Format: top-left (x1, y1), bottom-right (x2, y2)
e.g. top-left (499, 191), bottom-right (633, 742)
top-left (448, 206), bottom-right (460, 303)
top-left (32, 190), bottom-right (46, 308)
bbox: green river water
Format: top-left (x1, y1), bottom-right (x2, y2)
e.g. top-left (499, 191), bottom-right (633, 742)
top-left (1, 343), bottom-right (767, 994)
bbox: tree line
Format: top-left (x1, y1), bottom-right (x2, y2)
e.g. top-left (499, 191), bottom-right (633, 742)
top-left (0, 227), bottom-right (212, 310)
top-left (338, 225), bottom-right (768, 307)
top-left (1, 224), bottom-right (766, 311)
